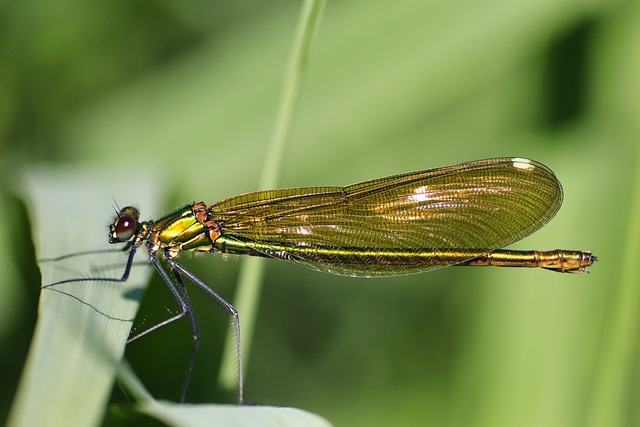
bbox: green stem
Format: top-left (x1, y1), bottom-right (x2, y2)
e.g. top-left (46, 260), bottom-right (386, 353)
top-left (218, 0), bottom-right (326, 395)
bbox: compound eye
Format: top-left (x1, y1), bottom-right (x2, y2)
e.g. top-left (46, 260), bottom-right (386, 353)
top-left (114, 215), bottom-right (137, 242)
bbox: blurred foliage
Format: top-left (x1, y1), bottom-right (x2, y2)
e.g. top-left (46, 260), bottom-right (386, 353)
top-left (1, 0), bottom-right (639, 426)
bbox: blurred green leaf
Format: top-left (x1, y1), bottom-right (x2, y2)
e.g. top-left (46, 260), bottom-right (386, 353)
top-left (139, 400), bottom-right (332, 427)
top-left (8, 168), bottom-right (160, 427)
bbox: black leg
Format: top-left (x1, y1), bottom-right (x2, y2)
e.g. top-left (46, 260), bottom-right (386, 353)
top-left (169, 259), bottom-right (244, 405)
top-left (41, 242), bottom-right (244, 404)
top-left (126, 251), bottom-right (190, 344)
top-left (169, 264), bottom-right (201, 404)
top-left (41, 244), bottom-right (139, 289)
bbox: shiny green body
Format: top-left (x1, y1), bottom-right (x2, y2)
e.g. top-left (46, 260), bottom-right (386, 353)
top-left (143, 158), bottom-right (594, 275)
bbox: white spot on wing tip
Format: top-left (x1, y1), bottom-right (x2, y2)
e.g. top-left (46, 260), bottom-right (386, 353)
top-left (511, 157), bottom-right (535, 171)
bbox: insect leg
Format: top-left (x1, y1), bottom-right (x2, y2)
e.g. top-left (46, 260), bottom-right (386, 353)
top-left (169, 259), bottom-right (244, 405)
top-left (41, 244), bottom-right (139, 289)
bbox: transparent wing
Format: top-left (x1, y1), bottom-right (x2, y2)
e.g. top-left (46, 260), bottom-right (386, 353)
top-left (209, 158), bottom-right (563, 276)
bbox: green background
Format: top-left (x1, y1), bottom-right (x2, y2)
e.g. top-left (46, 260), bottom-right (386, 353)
top-left (1, 0), bottom-right (639, 426)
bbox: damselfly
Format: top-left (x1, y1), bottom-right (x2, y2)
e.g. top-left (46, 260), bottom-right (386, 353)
top-left (42, 157), bottom-right (596, 404)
